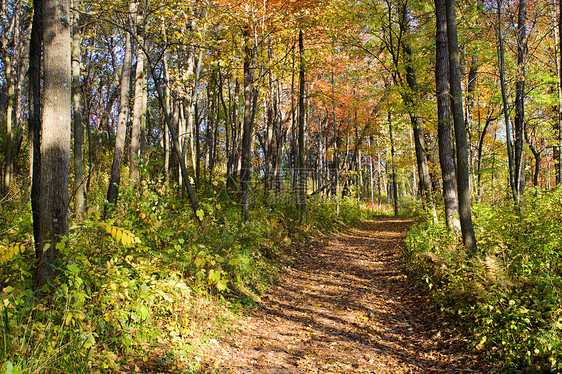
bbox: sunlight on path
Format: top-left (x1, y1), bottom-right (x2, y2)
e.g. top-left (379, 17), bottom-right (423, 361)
top-left (201, 217), bottom-right (483, 373)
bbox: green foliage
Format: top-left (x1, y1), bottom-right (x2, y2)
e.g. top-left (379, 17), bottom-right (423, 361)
top-left (404, 189), bottom-right (562, 372)
top-left (0, 163), bottom-right (369, 372)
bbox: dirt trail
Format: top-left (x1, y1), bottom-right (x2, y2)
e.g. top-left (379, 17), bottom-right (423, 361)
top-left (202, 217), bottom-right (484, 373)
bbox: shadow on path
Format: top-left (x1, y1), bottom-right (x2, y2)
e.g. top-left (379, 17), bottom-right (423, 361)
top-left (201, 217), bottom-right (485, 373)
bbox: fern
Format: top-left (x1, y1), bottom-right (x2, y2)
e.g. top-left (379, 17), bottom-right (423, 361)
top-left (97, 223), bottom-right (141, 247)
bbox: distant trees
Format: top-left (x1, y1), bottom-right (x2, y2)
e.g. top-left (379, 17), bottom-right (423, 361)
top-left (104, 0), bottom-right (135, 218)
top-left (2, 0), bottom-right (562, 283)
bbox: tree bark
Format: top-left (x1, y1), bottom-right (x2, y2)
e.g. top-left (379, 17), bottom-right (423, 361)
top-left (129, 6), bottom-right (146, 182)
top-left (556, 1), bottom-right (562, 184)
top-left (241, 26), bottom-right (254, 221)
top-left (3, 52), bottom-right (14, 195)
top-left (36, 0), bottom-right (71, 286)
top-left (465, 55), bottom-right (478, 194)
top-left (435, 0), bottom-right (460, 231)
top-left (72, 5), bottom-right (85, 221)
top-left (514, 0), bottom-right (528, 199)
top-left (29, 0), bottom-right (42, 260)
top-left (446, 0), bottom-right (477, 254)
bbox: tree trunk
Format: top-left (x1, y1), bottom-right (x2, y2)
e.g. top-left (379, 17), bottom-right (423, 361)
top-left (465, 56), bottom-right (478, 194)
top-left (556, 1), bottom-right (562, 184)
top-left (476, 117), bottom-right (493, 195)
top-left (368, 137), bottom-right (375, 211)
top-left (104, 0), bottom-right (135, 218)
top-left (497, 0), bottom-right (517, 202)
top-left (29, 0), bottom-right (42, 260)
top-left (36, 0), bottom-right (71, 286)
top-left (298, 30), bottom-right (306, 221)
top-left (435, 0), bottom-right (460, 232)
top-left (446, 0), bottom-right (477, 254)
top-left (389, 113), bottom-right (398, 216)
top-left (241, 26), bottom-right (254, 222)
top-left (195, 102), bottom-right (201, 189)
top-left (1, 2), bottom-right (22, 195)
top-left (163, 48), bottom-right (171, 189)
top-left (274, 82), bottom-right (283, 194)
top-left (525, 131), bottom-right (540, 188)
top-left (3, 53), bottom-right (14, 195)
top-left (331, 42), bottom-right (339, 214)
top-left (129, 9), bottom-right (146, 182)
top-left (72, 6), bottom-right (85, 222)
top-left (514, 0), bottom-right (528, 199)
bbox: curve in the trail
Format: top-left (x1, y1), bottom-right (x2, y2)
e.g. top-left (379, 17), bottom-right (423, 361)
top-left (201, 217), bottom-right (484, 373)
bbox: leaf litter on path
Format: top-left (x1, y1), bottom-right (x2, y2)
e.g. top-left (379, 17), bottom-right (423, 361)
top-left (200, 217), bottom-right (486, 373)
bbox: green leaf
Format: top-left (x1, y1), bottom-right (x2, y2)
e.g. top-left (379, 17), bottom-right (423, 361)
top-left (67, 264), bottom-right (80, 274)
top-left (139, 305), bottom-right (150, 321)
top-left (216, 279), bottom-right (228, 291)
top-left (194, 257), bottom-right (205, 268)
top-left (2, 286), bottom-right (13, 294)
top-left (228, 258), bottom-right (240, 266)
top-left (196, 209), bottom-right (205, 221)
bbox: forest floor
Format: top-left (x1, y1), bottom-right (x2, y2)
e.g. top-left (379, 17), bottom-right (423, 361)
top-left (198, 217), bottom-right (487, 373)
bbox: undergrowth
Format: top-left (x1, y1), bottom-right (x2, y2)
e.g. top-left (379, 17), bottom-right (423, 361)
top-left (0, 172), bottom-right (369, 373)
top-left (404, 188), bottom-right (562, 373)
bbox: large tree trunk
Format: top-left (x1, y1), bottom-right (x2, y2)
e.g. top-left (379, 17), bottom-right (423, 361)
top-left (72, 5), bottom-right (85, 222)
top-left (514, 0), bottom-right (528, 199)
top-left (435, 0), bottom-right (460, 231)
top-left (36, 0), bottom-right (71, 286)
top-left (446, 0), bottom-right (477, 254)
top-left (104, 0), bottom-right (135, 218)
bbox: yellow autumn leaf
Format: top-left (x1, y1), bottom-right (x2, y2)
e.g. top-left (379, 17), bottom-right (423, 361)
top-left (122, 232), bottom-right (132, 246)
top-left (115, 229), bottom-right (123, 243)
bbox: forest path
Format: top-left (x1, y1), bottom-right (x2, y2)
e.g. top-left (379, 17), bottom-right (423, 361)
top-left (201, 217), bottom-right (483, 373)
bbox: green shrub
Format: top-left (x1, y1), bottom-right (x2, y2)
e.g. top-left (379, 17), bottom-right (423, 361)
top-left (404, 189), bottom-right (562, 372)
